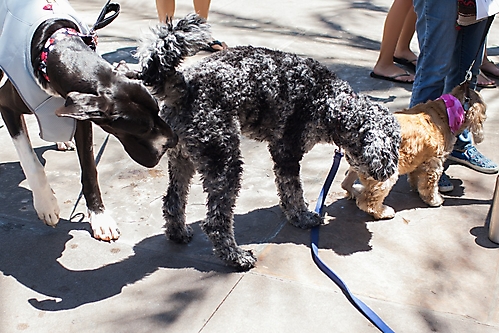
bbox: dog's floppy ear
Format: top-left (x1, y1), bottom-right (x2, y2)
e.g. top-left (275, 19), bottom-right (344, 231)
top-left (56, 91), bottom-right (114, 120)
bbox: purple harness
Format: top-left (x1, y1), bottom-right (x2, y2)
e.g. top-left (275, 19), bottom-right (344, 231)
top-left (438, 94), bottom-right (465, 134)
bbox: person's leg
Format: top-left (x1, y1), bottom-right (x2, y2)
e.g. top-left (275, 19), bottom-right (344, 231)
top-left (445, 19), bottom-right (489, 92)
top-left (410, 0), bottom-right (458, 107)
top-left (156, 0), bottom-right (175, 23)
top-left (194, 0), bottom-right (228, 51)
top-left (446, 18), bottom-right (498, 173)
top-left (193, 0), bottom-right (211, 19)
top-left (481, 47), bottom-right (499, 78)
top-left (393, 6), bottom-right (417, 63)
top-left (372, 0), bottom-right (414, 82)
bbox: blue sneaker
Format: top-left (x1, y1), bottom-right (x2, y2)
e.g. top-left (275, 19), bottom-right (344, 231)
top-left (448, 144), bottom-right (499, 174)
top-left (438, 172), bottom-right (454, 193)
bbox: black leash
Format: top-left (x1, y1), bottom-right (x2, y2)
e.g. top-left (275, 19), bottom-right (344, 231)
top-left (91, 0), bottom-right (120, 32)
top-left (80, 1), bottom-right (121, 49)
top-left (69, 134), bottom-right (110, 222)
top-left (461, 15), bottom-right (494, 84)
top-left (311, 149), bottom-right (395, 333)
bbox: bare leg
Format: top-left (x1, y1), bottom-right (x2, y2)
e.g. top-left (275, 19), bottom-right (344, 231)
top-left (156, 0), bottom-right (175, 23)
top-left (193, 0), bottom-right (227, 51)
top-left (372, 0), bottom-right (415, 82)
top-left (193, 0), bottom-right (211, 19)
top-left (394, 7), bottom-right (417, 63)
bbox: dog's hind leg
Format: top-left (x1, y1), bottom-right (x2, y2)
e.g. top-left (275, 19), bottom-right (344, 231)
top-left (268, 143), bottom-right (322, 229)
top-left (1, 108), bottom-right (60, 226)
top-left (197, 144), bottom-right (256, 271)
top-left (163, 148), bottom-right (196, 243)
top-left (73, 120), bottom-right (120, 241)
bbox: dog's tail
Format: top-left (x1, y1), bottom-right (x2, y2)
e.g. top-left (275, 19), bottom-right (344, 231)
top-left (135, 13), bottom-right (211, 87)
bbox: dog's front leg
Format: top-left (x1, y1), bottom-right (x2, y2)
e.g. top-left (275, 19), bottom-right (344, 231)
top-left (198, 148), bottom-right (256, 271)
top-left (74, 121), bottom-right (120, 241)
top-left (341, 167), bottom-right (363, 199)
top-left (10, 116), bottom-right (60, 226)
top-left (413, 159), bottom-right (444, 207)
top-left (269, 144), bottom-right (322, 229)
top-left (163, 148), bottom-right (196, 243)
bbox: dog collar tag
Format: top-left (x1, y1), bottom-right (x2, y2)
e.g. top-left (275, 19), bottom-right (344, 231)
top-left (438, 94), bottom-right (465, 135)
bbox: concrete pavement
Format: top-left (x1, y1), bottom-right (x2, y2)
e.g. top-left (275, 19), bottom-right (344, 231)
top-left (1, 0), bottom-right (499, 332)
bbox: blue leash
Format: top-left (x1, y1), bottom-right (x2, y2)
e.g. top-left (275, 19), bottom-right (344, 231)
top-left (311, 149), bottom-right (394, 333)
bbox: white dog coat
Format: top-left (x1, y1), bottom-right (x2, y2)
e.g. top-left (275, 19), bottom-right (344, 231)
top-left (0, 0), bottom-right (90, 142)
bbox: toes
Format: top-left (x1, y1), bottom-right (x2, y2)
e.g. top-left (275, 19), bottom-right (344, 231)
top-left (89, 211), bottom-right (121, 241)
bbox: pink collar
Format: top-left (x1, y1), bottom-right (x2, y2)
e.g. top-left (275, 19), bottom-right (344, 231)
top-left (438, 94), bottom-right (465, 134)
top-left (39, 28), bottom-right (96, 82)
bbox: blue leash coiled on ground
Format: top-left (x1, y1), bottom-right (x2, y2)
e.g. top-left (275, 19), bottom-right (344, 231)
top-left (311, 149), bottom-right (394, 333)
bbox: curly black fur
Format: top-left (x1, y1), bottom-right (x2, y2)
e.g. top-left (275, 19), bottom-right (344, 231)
top-left (136, 14), bottom-right (401, 270)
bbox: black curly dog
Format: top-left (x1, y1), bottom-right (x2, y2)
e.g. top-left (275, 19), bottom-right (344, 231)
top-left (135, 14), bottom-right (401, 270)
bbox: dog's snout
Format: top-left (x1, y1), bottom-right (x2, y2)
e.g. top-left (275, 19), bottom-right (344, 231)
top-left (167, 132), bottom-right (178, 148)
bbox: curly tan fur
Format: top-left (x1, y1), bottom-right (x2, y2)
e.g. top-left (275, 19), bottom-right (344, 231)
top-left (341, 83), bottom-right (487, 219)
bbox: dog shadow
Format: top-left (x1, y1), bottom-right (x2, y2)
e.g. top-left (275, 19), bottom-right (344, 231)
top-left (1, 146), bottom-right (494, 312)
top-left (101, 47), bottom-right (138, 65)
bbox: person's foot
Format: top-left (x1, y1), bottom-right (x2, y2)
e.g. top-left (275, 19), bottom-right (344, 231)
top-left (477, 71), bottom-right (496, 88)
top-left (480, 58), bottom-right (499, 79)
top-left (438, 172), bottom-right (454, 193)
top-left (203, 40), bottom-right (228, 52)
top-left (448, 144), bottom-right (499, 174)
top-left (393, 50), bottom-right (418, 71)
top-left (371, 64), bottom-right (414, 83)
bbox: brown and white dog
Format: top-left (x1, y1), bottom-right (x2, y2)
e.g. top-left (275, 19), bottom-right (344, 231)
top-left (341, 83), bottom-right (487, 219)
top-left (0, 0), bottom-right (177, 240)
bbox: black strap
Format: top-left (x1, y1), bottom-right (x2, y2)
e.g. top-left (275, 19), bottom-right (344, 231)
top-left (92, 0), bottom-right (121, 32)
top-left (463, 15), bottom-right (495, 82)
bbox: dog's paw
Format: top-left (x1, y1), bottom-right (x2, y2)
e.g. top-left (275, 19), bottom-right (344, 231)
top-left (219, 247), bottom-right (257, 271)
top-left (166, 225), bottom-right (193, 243)
top-left (34, 192), bottom-right (60, 227)
top-left (425, 195), bottom-right (444, 207)
top-left (89, 211), bottom-right (121, 241)
top-left (372, 205), bottom-right (396, 220)
top-left (289, 211), bottom-right (323, 229)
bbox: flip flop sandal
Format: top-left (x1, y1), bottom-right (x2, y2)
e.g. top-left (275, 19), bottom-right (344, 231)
top-left (203, 40), bottom-right (226, 52)
top-left (480, 60), bottom-right (499, 79)
top-left (393, 56), bottom-right (417, 71)
top-left (370, 71), bottom-right (414, 84)
top-left (477, 72), bottom-right (496, 88)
